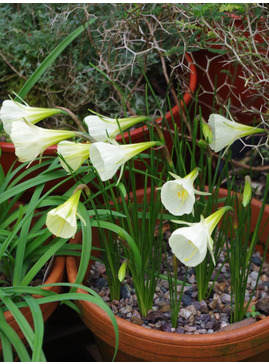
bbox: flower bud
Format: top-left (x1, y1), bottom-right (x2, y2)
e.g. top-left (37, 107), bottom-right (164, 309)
top-left (197, 139), bottom-right (209, 151)
top-left (201, 121), bottom-right (213, 144)
top-left (242, 175), bottom-right (252, 207)
top-left (118, 260), bottom-right (128, 282)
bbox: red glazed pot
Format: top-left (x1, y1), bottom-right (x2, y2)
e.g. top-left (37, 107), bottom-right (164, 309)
top-left (66, 187), bottom-right (269, 362)
top-left (0, 255), bottom-right (65, 351)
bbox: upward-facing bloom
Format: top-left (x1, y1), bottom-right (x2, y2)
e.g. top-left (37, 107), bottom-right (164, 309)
top-left (0, 99), bottom-right (62, 135)
top-left (46, 185), bottom-right (87, 239)
top-left (161, 168), bottom-right (211, 216)
top-left (57, 141), bottom-right (90, 173)
top-left (84, 113), bottom-right (152, 142)
top-left (90, 141), bottom-right (159, 181)
top-left (10, 120), bottom-right (76, 165)
top-left (208, 114), bottom-right (264, 153)
top-left (169, 206), bottom-right (232, 267)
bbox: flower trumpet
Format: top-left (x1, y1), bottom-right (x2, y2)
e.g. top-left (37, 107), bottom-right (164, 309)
top-left (207, 114), bottom-right (265, 153)
top-left (161, 168), bottom-right (211, 216)
top-left (46, 185), bottom-right (88, 239)
top-left (169, 206), bottom-right (232, 267)
top-left (10, 120), bottom-right (77, 165)
top-left (90, 140), bottom-right (161, 181)
top-left (84, 113), bottom-right (152, 142)
top-left (0, 99), bottom-right (62, 135)
top-left (57, 141), bottom-right (91, 173)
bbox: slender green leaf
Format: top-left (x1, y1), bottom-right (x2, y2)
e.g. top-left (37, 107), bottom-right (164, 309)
top-left (91, 220), bottom-right (142, 273)
top-left (0, 291), bottom-right (37, 358)
top-left (24, 296), bottom-right (46, 362)
top-left (72, 202), bottom-right (92, 288)
top-left (16, 18), bottom-right (96, 100)
top-left (0, 311), bottom-right (30, 362)
top-left (20, 237), bottom-right (67, 286)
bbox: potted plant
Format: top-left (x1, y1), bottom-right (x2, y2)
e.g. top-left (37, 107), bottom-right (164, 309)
top-left (0, 154), bottom-right (118, 361)
top-left (1, 5), bottom-right (268, 360)
top-left (0, 157), bottom-right (68, 361)
top-left (63, 108), bottom-right (269, 361)
top-left (66, 187), bottom-right (269, 361)
top-left (4, 87), bottom-right (268, 361)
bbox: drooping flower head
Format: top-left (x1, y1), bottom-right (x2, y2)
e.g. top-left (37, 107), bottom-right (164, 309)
top-left (0, 99), bottom-right (63, 135)
top-left (57, 141), bottom-right (91, 173)
top-left (46, 184), bottom-right (88, 239)
top-left (161, 168), bottom-right (211, 216)
top-left (207, 114), bottom-right (265, 153)
top-left (90, 140), bottom-right (160, 181)
top-left (169, 206), bottom-right (232, 267)
top-left (84, 113), bottom-right (152, 142)
top-left (10, 120), bottom-right (77, 165)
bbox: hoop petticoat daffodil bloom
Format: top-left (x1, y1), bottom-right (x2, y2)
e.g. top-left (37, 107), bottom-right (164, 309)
top-left (57, 141), bottom-right (90, 173)
top-left (10, 120), bottom-right (77, 165)
top-left (46, 185), bottom-right (89, 239)
top-left (169, 206), bottom-right (232, 267)
top-left (90, 140), bottom-right (160, 182)
top-left (208, 114), bottom-right (265, 153)
top-left (160, 168), bottom-right (211, 216)
top-left (84, 113), bottom-right (152, 142)
top-left (0, 99), bottom-right (62, 135)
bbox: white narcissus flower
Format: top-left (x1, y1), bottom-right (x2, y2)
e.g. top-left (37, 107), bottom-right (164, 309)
top-left (10, 120), bottom-right (76, 165)
top-left (208, 114), bottom-right (264, 153)
top-left (90, 141), bottom-right (158, 181)
top-left (46, 185), bottom-right (87, 239)
top-left (161, 168), bottom-right (211, 216)
top-left (57, 141), bottom-right (90, 173)
top-left (0, 99), bottom-right (62, 135)
top-left (169, 206), bottom-right (232, 267)
top-left (84, 114), bottom-right (152, 142)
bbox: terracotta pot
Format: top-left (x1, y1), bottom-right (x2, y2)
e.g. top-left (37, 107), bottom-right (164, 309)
top-left (0, 255), bottom-right (65, 351)
top-left (0, 53), bottom-right (197, 183)
top-left (193, 17), bottom-right (268, 124)
top-left (66, 187), bottom-right (269, 362)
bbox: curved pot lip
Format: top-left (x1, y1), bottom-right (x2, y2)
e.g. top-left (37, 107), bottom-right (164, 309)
top-left (66, 253), bottom-right (269, 346)
top-left (66, 185), bottom-right (269, 345)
